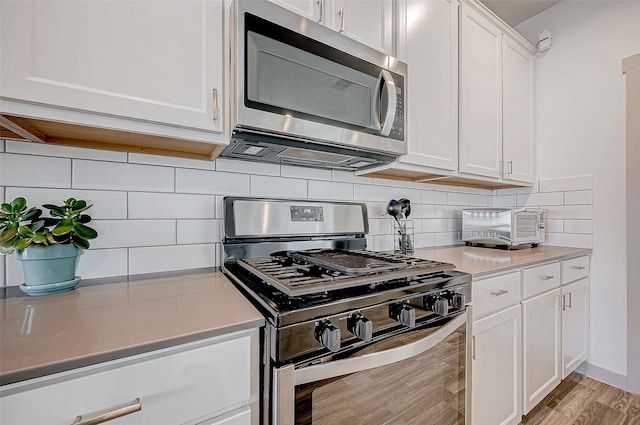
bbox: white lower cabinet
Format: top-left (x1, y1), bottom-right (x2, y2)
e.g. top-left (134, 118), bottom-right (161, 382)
top-left (561, 278), bottom-right (590, 379)
top-left (522, 288), bottom-right (562, 414)
top-left (472, 304), bottom-right (522, 425)
top-left (0, 329), bottom-right (259, 425)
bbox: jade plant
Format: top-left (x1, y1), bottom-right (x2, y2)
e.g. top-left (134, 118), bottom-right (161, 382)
top-left (0, 197), bottom-right (98, 254)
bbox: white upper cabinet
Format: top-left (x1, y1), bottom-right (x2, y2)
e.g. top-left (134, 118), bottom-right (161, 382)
top-left (270, 0), bottom-right (394, 55)
top-left (1, 0), bottom-right (224, 136)
top-left (459, 2), bottom-right (502, 179)
top-left (502, 36), bottom-right (535, 184)
top-left (331, 0), bottom-right (393, 55)
top-left (399, 0), bottom-right (458, 171)
top-left (459, 0), bottom-right (535, 184)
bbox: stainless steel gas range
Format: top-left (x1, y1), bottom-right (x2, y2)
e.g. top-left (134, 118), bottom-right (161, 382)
top-left (222, 197), bottom-right (472, 425)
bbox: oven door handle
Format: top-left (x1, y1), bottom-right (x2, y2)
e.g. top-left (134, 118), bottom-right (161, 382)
top-left (294, 311), bottom-right (467, 386)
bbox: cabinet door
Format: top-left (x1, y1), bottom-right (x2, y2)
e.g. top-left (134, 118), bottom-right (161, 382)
top-left (472, 305), bottom-right (522, 425)
top-left (399, 0), bottom-right (458, 171)
top-left (0, 0), bottom-right (223, 133)
top-left (268, 0), bottom-right (322, 22)
top-left (522, 288), bottom-right (562, 414)
top-left (332, 0), bottom-right (393, 54)
top-left (562, 278), bottom-right (589, 379)
top-left (459, 2), bottom-right (502, 179)
top-left (502, 36), bottom-right (534, 184)
top-left (0, 333), bottom-right (256, 425)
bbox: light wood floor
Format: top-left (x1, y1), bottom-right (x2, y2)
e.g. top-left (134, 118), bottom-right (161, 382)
top-left (521, 372), bottom-right (640, 425)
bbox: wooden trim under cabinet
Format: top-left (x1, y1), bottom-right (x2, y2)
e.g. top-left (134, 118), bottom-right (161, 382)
top-left (0, 114), bottom-right (226, 160)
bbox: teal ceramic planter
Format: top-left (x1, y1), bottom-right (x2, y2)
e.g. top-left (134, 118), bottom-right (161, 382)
top-left (16, 244), bottom-right (83, 286)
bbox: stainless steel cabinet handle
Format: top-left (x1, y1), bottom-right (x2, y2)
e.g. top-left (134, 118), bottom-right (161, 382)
top-left (316, 0), bottom-right (323, 23)
top-left (507, 161), bottom-right (513, 174)
top-left (561, 294), bottom-right (566, 311)
top-left (566, 292), bottom-right (572, 308)
top-left (212, 88), bottom-right (219, 121)
top-left (570, 265), bottom-right (586, 270)
top-left (338, 7), bottom-right (345, 33)
top-left (472, 335), bottom-right (477, 360)
top-left (72, 398), bottom-right (142, 425)
top-left (541, 275), bottom-right (555, 280)
top-left (499, 160), bottom-right (504, 175)
top-left (490, 289), bottom-right (508, 296)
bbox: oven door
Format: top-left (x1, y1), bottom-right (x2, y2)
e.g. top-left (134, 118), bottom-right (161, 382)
top-left (272, 309), bottom-right (472, 425)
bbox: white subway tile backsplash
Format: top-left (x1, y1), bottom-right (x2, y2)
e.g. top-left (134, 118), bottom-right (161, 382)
top-left (91, 220), bottom-right (176, 249)
top-left (422, 219), bottom-right (448, 233)
top-left (469, 194), bottom-right (491, 207)
top-left (4, 188), bottom-right (127, 219)
top-left (282, 165), bottom-right (332, 181)
top-left (215, 158), bottom-right (281, 176)
top-left (434, 205), bottom-right (462, 219)
top-left (6, 140), bottom-right (127, 162)
top-left (447, 192), bottom-right (470, 206)
top-left (516, 192), bottom-right (564, 207)
top-left (545, 205), bottom-right (593, 220)
top-left (333, 170), bottom-right (372, 184)
top-left (1, 139), bottom-right (595, 280)
top-left (545, 233), bottom-right (593, 249)
top-left (0, 153), bottom-right (71, 188)
top-left (564, 190), bottom-right (593, 205)
top-left (129, 192), bottom-right (216, 219)
top-left (128, 153), bottom-right (215, 170)
top-left (129, 244), bottom-right (217, 274)
top-left (354, 184), bottom-right (390, 202)
top-left (373, 178), bottom-right (407, 188)
top-left (251, 175), bottom-right (307, 198)
top-left (409, 204), bottom-right (435, 219)
top-left (73, 160), bottom-right (174, 192)
top-left (539, 175), bottom-right (593, 193)
top-left (176, 169), bottom-right (250, 196)
top-left (0, 256), bottom-right (5, 286)
top-left (546, 219), bottom-right (564, 233)
top-left (308, 180), bottom-right (353, 200)
top-left (493, 195), bottom-right (517, 207)
top-left (78, 248), bottom-right (129, 280)
top-left (563, 220), bottom-right (593, 234)
top-left (177, 219), bottom-right (221, 244)
top-left (422, 190), bottom-right (448, 205)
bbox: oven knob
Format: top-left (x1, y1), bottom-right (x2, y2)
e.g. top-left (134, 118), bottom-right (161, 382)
top-left (315, 320), bottom-right (341, 352)
top-left (390, 304), bottom-right (416, 328)
top-left (452, 293), bottom-right (466, 310)
top-left (347, 313), bottom-right (373, 342)
top-left (433, 298), bottom-right (449, 316)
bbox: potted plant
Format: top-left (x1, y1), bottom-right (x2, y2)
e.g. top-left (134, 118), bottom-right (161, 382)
top-left (0, 197), bottom-right (98, 295)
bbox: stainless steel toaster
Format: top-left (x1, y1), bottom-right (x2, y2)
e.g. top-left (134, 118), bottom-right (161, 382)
top-left (462, 208), bottom-right (547, 248)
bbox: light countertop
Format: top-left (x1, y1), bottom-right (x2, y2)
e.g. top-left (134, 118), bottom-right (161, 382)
top-left (0, 245), bottom-right (591, 386)
top-left (0, 269), bottom-right (264, 386)
top-left (413, 245), bottom-right (592, 277)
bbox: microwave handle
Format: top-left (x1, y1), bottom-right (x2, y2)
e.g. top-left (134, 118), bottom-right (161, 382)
top-left (375, 70), bottom-right (398, 136)
top-left (292, 310), bottom-right (467, 386)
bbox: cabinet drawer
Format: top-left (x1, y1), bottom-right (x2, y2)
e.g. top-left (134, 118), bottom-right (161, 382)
top-left (561, 256), bottom-right (590, 284)
top-left (522, 262), bottom-right (561, 299)
top-left (0, 332), bottom-right (255, 425)
top-left (472, 271), bottom-right (521, 318)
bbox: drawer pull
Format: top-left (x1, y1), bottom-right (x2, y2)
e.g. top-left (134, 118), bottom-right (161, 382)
top-left (541, 275), bottom-right (555, 280)
top-left (490, 289), bottom-right (509, 296)
top-left (570, 266), bottom-right (586, 270)
top-left (72, 398), bottom-right (142, 425)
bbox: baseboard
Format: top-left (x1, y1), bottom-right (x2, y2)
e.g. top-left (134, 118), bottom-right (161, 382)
top-left (576, 361), bottom-right (630, 392)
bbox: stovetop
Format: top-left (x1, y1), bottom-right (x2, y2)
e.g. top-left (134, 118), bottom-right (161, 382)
top-left (235, 249), bottom-right (456, 296)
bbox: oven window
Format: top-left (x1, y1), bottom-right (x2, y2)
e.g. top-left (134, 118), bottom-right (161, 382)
top-left (294, 323), bottom-right (466, 425)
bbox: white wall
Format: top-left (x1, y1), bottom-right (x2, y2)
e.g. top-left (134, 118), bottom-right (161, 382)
top-left (516, 1), bottom-right (640, 385)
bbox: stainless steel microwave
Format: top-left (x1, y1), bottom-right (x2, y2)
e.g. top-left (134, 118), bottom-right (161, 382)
top-left (222, 0), bottom-right (407, 171)
top-left (462, 208), bottom-right (547, 248)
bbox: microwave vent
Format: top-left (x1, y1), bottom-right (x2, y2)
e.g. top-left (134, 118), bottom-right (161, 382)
top-left (278, 147), bottom-right (351, 165)
top-left (471, 211), bottom-right (500, 219)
